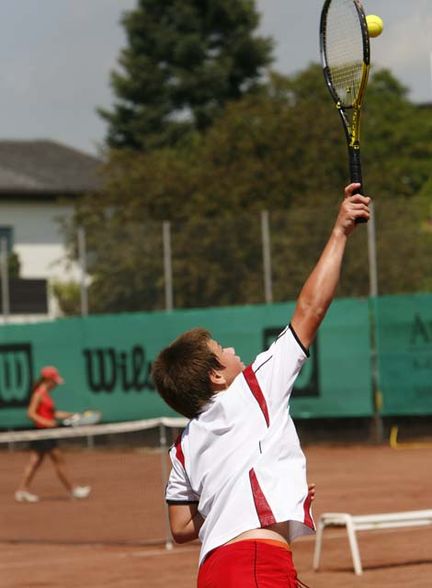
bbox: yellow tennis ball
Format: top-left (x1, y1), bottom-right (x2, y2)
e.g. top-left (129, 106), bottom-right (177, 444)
top-left (366, 14), bottom-right (384, 38)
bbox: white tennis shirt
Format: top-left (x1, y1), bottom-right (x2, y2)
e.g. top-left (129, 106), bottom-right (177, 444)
top-left (165, 325), bottom-right (315, 565)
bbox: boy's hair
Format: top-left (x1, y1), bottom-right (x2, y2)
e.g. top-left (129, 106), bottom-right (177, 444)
top-left (151, 328), bottom-right (223, 419)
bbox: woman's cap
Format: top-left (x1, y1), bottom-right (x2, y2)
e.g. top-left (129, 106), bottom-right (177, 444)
top-left (40, 366), bottom-right (64, 384)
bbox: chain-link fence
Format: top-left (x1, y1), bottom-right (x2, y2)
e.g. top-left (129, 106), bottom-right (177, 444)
top-left (1, 196), bottom-right (431, 319)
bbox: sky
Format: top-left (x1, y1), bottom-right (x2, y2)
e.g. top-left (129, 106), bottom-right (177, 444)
top-left (0, 0), bottom-right (431, 156)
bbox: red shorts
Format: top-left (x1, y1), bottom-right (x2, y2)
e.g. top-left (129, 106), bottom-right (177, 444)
top-left (197, 540), bottom-right (298, 588)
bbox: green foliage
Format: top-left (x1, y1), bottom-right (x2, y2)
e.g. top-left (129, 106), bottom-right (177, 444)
top-left (373, 195), bottom-right (432, 295)
top-left (8, 251), bottom-right (21, 278)
top-left (188, 66), bottom-right (347, 213)
top-left (88, 221), bottom-right (165, 313)
top-left (363, 69), bottom-right (432, 198)
top-left (51, 281), bottom-right (81, 316)
top-left (100, 0), bottom-right (273, 151)
top-left (68, 65), bottom-right (432, 314)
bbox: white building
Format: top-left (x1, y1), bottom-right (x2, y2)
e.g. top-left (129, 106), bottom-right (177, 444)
top-left (0, 140), bottom-right (102, 322)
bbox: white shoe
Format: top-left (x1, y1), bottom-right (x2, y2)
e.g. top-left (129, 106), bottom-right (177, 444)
top-left (71, 485), bottom-right (91, 499)
top-left (15, 490), bottom-right (39, 503)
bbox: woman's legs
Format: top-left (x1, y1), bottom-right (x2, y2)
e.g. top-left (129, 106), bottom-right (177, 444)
top-left (15, 446), bottom-right (91, 502)
top-left (15, 446), bottom-right (90, 501)
top-left (16, 451), bottom-right (44, 492)
top-left (15, 451), bottom-right (45, 501)
top-left (48, 447), bottom-right (74, 492)
top-left (48, 447), bottom-right (91, 498)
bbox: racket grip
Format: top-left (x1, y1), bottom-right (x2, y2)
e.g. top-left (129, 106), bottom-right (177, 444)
top-left (349, 147), bottom-right (367, 224)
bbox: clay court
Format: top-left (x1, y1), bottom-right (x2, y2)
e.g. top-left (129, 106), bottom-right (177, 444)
top-left (1, 442), bottom-right (431, 587)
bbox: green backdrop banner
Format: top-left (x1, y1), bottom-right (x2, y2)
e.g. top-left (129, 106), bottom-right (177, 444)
top-left (375, 293), bottom-right (432, 416)
top-left (0, 298), bottom-right (374, 429)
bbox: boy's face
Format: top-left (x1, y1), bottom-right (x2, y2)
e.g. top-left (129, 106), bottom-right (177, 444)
top-left (208, 340), bottom-right (245, 388)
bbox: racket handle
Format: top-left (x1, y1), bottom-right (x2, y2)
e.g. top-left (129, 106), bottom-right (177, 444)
top-left (349, 147), bottom-right (368, 224)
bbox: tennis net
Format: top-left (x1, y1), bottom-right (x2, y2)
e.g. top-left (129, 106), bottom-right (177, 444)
top-left (0, 417), bottom-right (187, 548)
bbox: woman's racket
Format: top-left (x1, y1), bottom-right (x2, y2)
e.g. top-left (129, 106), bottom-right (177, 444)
top-left (320, 0), bottom-right (370, 222)
top-left (62, 410), bottom-right (102, 427)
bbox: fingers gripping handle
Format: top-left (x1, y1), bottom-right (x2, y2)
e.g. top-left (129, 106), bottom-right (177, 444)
top-left (349, 146), bottom-right (368, 224)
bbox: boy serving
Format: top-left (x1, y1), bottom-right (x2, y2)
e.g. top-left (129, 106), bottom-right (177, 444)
top-left (152, 184), bottom-right (370, 587)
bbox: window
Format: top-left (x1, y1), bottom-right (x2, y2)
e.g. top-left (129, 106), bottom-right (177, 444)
top-left (0, 226), bottom-right (13, 253)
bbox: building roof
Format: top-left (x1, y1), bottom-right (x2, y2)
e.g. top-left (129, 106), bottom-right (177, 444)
top-left (0, 140), bottom-right (102, 196)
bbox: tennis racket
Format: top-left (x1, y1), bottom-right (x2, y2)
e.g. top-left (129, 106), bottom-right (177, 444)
top-left (62, 410), bottom-right (102, 427)
top-left (320, 0), bottom-right (370, 222)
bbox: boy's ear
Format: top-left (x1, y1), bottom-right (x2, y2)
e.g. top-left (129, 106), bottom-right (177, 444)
top-left (209, 368), bottom-right (227, 390)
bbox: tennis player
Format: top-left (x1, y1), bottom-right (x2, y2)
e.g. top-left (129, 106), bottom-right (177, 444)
top-left (152, 184), bottom-right (370, 587)
top-left (15, 366), bottom-right (91, 503)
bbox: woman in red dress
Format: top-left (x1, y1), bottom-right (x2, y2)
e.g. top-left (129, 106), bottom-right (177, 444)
top-left (15, 366), bottom-right (91, 503)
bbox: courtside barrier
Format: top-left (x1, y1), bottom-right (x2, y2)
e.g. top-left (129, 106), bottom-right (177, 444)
top-left (0, 297), bottom-right (373, 429)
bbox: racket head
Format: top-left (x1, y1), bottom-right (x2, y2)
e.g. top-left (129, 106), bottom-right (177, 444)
top-left (80, 410), bottom-right (102, 425)
top-left (320, 0), bottom-right (370, 112)
top-left (319, 0), bottom-right (370, 223)
top-left (62, 410), bottom-right (101, 427)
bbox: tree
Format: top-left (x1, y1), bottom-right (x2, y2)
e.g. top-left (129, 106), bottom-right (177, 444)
top-left (99, 0), bottom-right (273, 151)
top-left (8, 251), bottom-right (21, 278)
top-left (363, 69), bottom-right (432, 198)
top-left (51, 281), bottom-right (81, 316)
top-left (69, 66), bottom-right (432, 313)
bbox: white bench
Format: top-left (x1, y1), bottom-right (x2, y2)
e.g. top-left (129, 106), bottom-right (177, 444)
top-left (313, 510), bottom-right (432, 575)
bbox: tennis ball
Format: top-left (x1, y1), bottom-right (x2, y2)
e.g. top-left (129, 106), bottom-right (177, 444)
top-left (366, 14), bottom-right (384, 38)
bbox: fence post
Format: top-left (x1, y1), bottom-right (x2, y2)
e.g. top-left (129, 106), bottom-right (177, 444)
top-left (0, 237), bottom-right (10, 323)
top-left (77, 226), bottom-right (88, 316)
top-left (159, 423), bottom-right (173, 550)
top-left (163, 221), bottom-right (173, 311)
top-left (367, 203), bottom-right (384, 444)
top-left (367, 203), bottom-right (378, 299)
top-left (261, 210), bottom-right (273, 304)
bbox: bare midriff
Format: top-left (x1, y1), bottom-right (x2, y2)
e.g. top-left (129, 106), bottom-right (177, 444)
top-left (225, 521), bottom-right (290, 548)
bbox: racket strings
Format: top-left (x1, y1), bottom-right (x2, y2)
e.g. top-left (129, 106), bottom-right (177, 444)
top-left (323, 0), bottom-right (364, 106)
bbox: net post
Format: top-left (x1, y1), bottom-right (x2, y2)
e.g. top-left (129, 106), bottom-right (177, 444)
top-left (159, 423), bottom-right (173, 550)
top-left (7, 429), bottom-right (15, 452)
top-left (86, 434), bottom-right (95, 449)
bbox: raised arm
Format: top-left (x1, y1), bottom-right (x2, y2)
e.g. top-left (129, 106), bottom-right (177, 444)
top-left (291, 184), bottom-right (370, 349)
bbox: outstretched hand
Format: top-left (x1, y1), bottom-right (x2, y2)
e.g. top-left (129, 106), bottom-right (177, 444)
top-left (335, 183), bottom-right (371, 236)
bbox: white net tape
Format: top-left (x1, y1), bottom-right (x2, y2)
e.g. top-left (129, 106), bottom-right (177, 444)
top-left (0, 417), bottom-right (188, 444)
